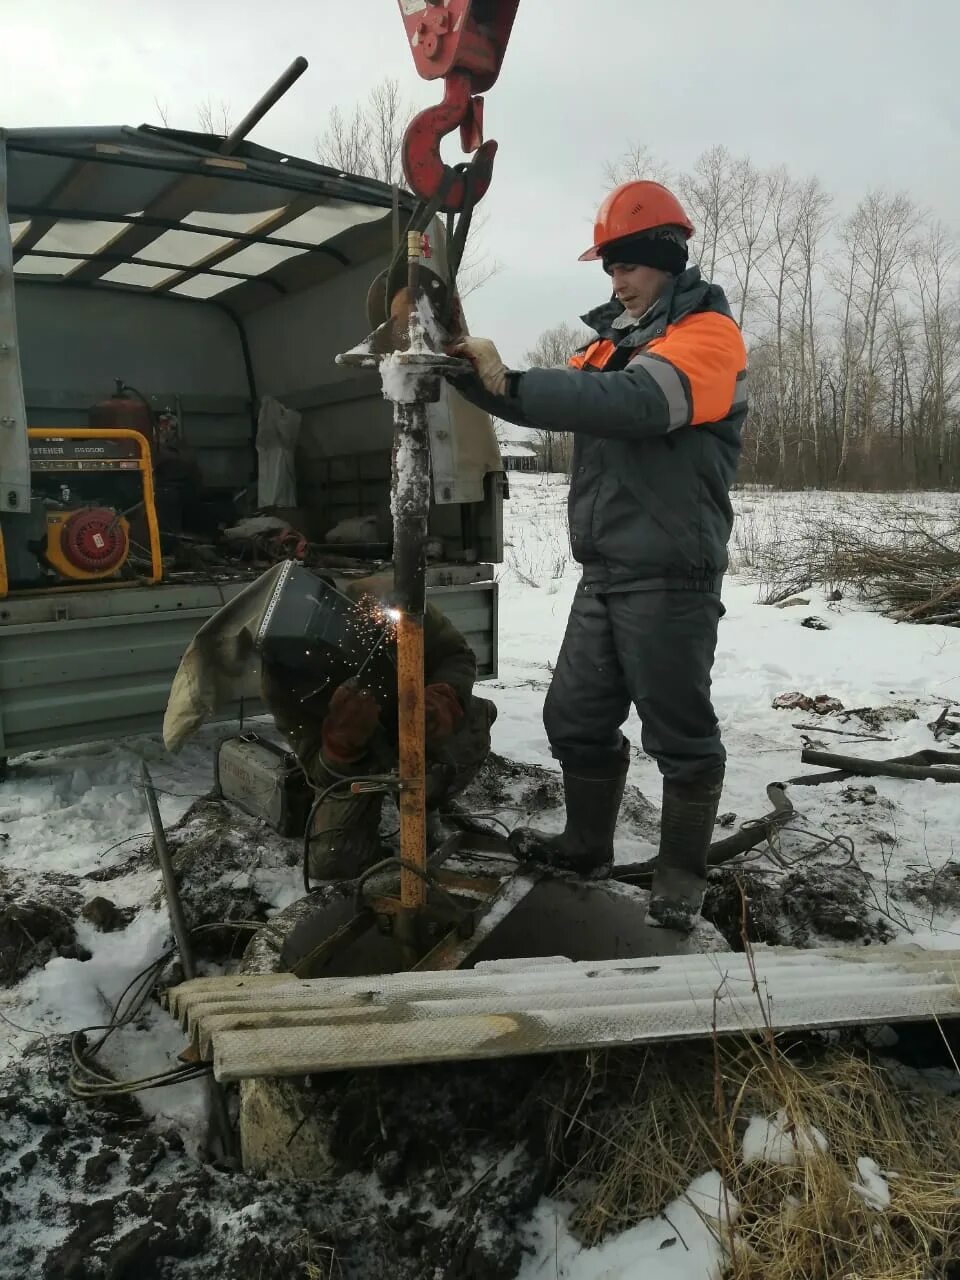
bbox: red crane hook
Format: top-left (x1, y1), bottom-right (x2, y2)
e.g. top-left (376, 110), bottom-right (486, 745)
top-left (401, 70), bottom-right (497, 212)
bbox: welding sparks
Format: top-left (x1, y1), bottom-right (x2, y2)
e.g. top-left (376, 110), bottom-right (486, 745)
top-left (357, 593), bottom-right (403, 629)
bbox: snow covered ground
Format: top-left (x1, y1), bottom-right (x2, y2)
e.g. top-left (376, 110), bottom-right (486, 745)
top-left (2, 473), bottom-right (960, 1278)
top-left (496, 475), bottom-right (960, 937)
top-left (488, 474), bottom-right (960, 1278)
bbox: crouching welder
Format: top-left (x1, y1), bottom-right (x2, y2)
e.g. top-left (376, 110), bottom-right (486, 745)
top-left (260, 577), bottom-right (497, 881)
top-left (444, 180), bottom-right (748, 934)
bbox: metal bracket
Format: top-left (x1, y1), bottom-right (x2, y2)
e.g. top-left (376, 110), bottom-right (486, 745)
top-left (0, 139), bottom-right (31, 516)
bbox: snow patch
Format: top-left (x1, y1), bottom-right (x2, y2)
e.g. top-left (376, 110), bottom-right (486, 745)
top-left (851, 1155), bottom-right (893, 1210)
top-left (517, 1172), bottom-right (738, 1280)
top-left (742, 1109), bottom-right (829, 1165)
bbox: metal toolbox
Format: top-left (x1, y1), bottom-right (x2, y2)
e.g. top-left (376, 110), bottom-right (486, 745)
top-left (214, 732), bottom-right (312, 838)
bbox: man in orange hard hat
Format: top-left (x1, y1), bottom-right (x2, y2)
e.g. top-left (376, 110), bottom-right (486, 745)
top-left (445, 180), bottom-right (747, 934)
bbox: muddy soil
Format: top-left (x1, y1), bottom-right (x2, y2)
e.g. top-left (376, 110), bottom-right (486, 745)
top-left (704, 863), bottom-right (897, 950)
top-left (0, 1037), bottom-right (556, 1280)
top-left (0, 871), bottom-right (89, 985)
top-left (151, 797), bottom-right (301, 960)
top-left (3, 748), bottom-right (952, 1278)
top-left (458, 751), bottom-right (658, 841)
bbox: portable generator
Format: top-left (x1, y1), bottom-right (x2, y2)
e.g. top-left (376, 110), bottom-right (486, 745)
top-left (0, 428), bottom-right (163, 597)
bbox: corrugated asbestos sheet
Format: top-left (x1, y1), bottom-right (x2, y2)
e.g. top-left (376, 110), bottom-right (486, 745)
top-left (166, 945), bottom-right (960, 1081)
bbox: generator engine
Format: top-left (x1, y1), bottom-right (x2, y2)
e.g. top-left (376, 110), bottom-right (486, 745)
top-left (0, 429), bottom-right (163, 596)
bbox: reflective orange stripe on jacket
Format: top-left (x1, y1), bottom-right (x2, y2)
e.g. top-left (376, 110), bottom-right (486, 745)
top-left (568, 313), bottom-right (747, 427)
top-left (568, 339), bottom-right (617, 370)
top-left (643, 312), bottom-right (746, 424)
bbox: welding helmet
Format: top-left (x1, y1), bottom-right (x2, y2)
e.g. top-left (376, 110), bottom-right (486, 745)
top-left (254, 561), bottom-right (397, 705)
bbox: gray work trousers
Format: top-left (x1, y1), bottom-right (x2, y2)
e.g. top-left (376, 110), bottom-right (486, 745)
top-left (543, 587), bottom-right (725, 784)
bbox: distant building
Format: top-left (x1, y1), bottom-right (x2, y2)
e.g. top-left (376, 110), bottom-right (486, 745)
top-left (496, 423), bottom-right (540, 472)
top-left (499, 441), bottom-right (538, 472)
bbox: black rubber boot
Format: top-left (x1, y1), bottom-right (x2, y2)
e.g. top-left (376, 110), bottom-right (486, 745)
top-left (646, 766), bottom-right (725, 933)
top-left (509, 750), bottom-right (629, 876)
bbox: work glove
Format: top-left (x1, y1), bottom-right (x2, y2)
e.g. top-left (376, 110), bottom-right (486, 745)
top-left (451, 337), bottom-right (508, 398)
top-left (424, 683), bottom-right (464, 742)
top-left (321, 680), bottom-right (381, 766)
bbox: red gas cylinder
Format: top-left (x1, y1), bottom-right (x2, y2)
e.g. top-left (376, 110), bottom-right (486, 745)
top-left (88, 379), bottom-right (155, 449)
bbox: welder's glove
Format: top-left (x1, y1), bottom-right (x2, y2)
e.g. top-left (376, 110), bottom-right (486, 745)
top-left (452, 337), bottom-right (508, 398)
top-left (321, 680), bottom-right (382, 766)
top-left (424, 682), bottom-right (464, 742)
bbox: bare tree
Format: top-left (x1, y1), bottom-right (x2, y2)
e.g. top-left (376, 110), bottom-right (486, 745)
top-left (910, 221), bottom-right (960, 485)
top-left (726, 156), bottom-right (774, 331)
top-left (602, 142), bottom-right (673, 190)
top-left (754, 169), bottom-right (802, 483)
top-left (857, 191), bottom-right (916, 470)
top-left (317, 77), bottom-right (410, 185)
top-left (835, 190), bottom-right (916, 481)
top-left (794, 177), bottom-right (833, 483)
top-left (452, 231), bottom-right (498, 298)
top-left (883, 288), bottom-right (919, 477)
top-left (197, 98), bottom-right (233, 137)
top-left (523, 322), bottom-right (593, 472)
top-left (679, 145), bottom-right (736, 281)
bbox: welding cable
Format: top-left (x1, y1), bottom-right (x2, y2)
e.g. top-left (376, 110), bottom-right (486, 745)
top-left (439, 808), bottom-right (513, 839)
top-left (354, 856), bottom-right (470, 929)
top-left (68, 920), bottom-right (285, 1100)
top-left (301, 772), bottom-right (399, 893)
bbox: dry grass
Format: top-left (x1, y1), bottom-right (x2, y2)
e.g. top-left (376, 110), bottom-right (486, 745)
top-left (296, 1234), bottom-right (342, 1280)
top-left (547, 1036), bottom-right (960, 1278)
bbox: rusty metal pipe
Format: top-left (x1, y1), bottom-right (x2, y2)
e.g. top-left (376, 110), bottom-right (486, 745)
top-left (397, 612), bottom-right (427, 909)
top-left (220, 56), bottom-right (309, 155)
top-left (141, 762), bottom-right (236, 1162)
top-left (393, 230), bottom-right (431, 915)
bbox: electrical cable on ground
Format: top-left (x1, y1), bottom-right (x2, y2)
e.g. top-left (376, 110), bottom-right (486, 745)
top-left (67, 920), bottom-right (284, 1101)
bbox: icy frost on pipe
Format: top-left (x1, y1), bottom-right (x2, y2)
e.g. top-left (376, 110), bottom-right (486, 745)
top-left (380, 352), bottom-right (422, 404)
top-left (391, 412), bottom-right (431, 529)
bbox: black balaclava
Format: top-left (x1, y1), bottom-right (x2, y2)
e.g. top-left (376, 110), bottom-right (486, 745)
top-left (601, 225), bottom-right (689, 277)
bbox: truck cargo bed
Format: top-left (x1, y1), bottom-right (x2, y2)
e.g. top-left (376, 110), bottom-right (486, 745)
top-left (0, 567), bottom-right (496, 757)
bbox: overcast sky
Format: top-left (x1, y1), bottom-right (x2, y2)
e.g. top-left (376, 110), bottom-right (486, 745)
top-left (5, 1), bottom-right (960, 362)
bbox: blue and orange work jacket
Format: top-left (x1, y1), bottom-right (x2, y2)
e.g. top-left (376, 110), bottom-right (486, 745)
top-left (469, 266), bottom-right (748, 593)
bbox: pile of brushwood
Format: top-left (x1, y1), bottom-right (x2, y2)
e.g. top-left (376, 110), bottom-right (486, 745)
top-left (761, 501), bottom-right (960, 624)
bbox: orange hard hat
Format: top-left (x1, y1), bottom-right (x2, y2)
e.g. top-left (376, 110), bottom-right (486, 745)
top-left (579, 181), bottom-right (695, 262)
